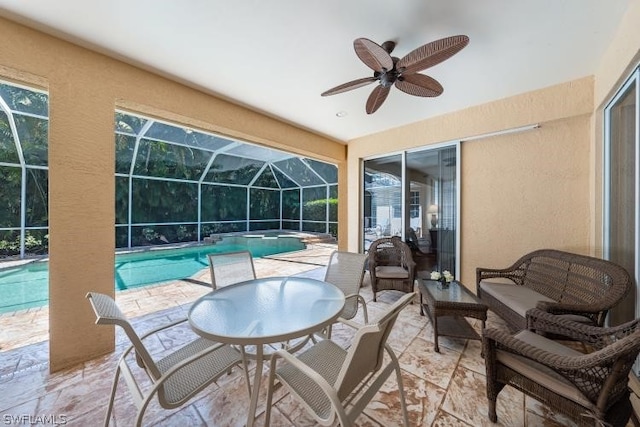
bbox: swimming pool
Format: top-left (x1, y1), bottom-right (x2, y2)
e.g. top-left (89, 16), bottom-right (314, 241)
top-left (0, 234), bottom-right (305, 314)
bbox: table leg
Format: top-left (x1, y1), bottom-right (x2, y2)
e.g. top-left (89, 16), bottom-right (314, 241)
top-left (433, 315), bottom-right (440, 353)
top-left (246, 345), bottom-right (263, 427)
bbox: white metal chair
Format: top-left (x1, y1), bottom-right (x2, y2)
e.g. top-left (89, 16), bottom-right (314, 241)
top-left (264, 292), bottom-right (414, 427)
top-left (86, 292), bottom-right (249, 427)
top-left (209, 250), bottom-right (304, 354)
top-left (323, 251), bottom-right (368, 338)
top-left (208, 250), bottom-right (256, 289)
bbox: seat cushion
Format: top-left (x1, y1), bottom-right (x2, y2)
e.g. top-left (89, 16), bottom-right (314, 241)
top-left (375, 266), bottom-right (409, 279)
top-left (496, 330), bottom-right (593, 410)
top-left (480, 280), bottom-right (555, 318)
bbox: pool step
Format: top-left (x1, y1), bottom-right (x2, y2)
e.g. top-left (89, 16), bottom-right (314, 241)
top-left (300, 233), bottom-right (337, 245)
top-left (202, 232), bottom-right (336, 245)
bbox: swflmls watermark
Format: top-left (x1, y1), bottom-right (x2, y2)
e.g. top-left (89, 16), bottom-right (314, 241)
top-left (3, 414), bottom-right (68, 425)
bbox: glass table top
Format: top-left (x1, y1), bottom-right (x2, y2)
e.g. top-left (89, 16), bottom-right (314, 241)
top-left (419, 279), bottom-right (480, 304)
top-left (188, 276), bottom-right (345, 345)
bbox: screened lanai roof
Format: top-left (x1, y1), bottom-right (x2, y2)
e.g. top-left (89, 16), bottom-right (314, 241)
top-left (115, 111), bottom-right (337, 189)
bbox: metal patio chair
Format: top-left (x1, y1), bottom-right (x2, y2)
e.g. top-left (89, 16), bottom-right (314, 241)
top-left (208, 250), bottom-right (256, 289)
top-left (86, 292), bottom-right (249, 427)
top-left (322, 250), bottom-right (369, 338)
top-left (264, 292), bottom-right (414, 427)
top-left (208, 249), bottom-right (305, 353)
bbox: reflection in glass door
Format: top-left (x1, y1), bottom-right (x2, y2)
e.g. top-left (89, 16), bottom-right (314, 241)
top-left (363, 154), bottom-right (402, 249)
top-left (363, 144), bottom-right (459, 276)
top-left (406, 146), bottom-right (458, 275)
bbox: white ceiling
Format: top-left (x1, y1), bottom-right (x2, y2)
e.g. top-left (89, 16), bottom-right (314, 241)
top-left (0, 0), bottom-right (630, 143)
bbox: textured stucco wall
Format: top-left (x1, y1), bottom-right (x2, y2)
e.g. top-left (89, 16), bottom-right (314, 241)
top-left (0, 16), bottom-right (345, 371)
top-left (347, 78), bottom-right (594, 290)
top-left (594, 0), bottom-right (640, 109)
top-left (461, 115), bottom-right (590, 290)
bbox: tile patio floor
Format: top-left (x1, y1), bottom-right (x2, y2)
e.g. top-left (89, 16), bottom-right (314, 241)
top-left (0, 243), bottom-right (626, 426)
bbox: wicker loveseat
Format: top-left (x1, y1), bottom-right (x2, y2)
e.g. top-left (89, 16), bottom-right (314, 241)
top-left (476, 249), bottom-right (632, 331)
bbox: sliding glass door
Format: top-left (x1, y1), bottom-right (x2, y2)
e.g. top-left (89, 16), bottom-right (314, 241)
top-left (363, 154), bottom-right (402, 243)
top-left (605, 65), bottom-right (640, 374)
top-left (604, 66), bottom-right (638, 334)
top-left (363, 143), bottom-right (459, 276)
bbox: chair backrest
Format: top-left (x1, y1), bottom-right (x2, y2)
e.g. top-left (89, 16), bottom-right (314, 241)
top-left (324, 251), bottom-right (367, 319)
top-left (208, 250), bottom-right (256, 290)
top-left (86, 292), bottom-right (162, 380)
top-left (334, 292), bottom-right (414, 400)
top-left (369, 236), bottom-right (413, 268)
top-left (509, 249), bottom-right (631, 305)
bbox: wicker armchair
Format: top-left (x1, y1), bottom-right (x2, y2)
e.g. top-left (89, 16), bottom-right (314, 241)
top-left (483, 308), bottom-right (640, 426)
top-left (368, 236), bottom-right (416, 302)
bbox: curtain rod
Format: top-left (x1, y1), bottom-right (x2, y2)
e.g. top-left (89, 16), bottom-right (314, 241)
top-left (461, 123), bottom-right (540, 143)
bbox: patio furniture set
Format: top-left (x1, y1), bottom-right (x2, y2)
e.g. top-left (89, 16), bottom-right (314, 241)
top-left (87, 249), bottom-right (411, 427)
top-left (368, 237), bottom-right (640, 426)
top-left (86, 238), bottom-right (640, 427)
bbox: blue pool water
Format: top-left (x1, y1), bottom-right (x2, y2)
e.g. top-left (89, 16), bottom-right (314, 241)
top-left (0, 235), bottom-right (305, 314)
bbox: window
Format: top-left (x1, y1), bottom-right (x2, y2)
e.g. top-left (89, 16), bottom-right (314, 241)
top-left (410, 191), bottom-right (420, 218)
top-left (114, 111), bottom-right (339, 248)
top-left (0, 81), bottom-right (49, 258)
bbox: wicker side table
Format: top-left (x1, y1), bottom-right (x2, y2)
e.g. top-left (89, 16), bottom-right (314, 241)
top-left (417, 279), bottom-right (488, 352)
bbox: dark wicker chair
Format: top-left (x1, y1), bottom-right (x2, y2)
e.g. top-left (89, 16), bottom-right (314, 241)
top-left (368, 236), bottom-right (416, 302)
top-left (405, 228), bottom-right (437, 275)
top-left (477, 249), bottom-right (632, 331)
top-left (483, 308), bottom-right (640, 427)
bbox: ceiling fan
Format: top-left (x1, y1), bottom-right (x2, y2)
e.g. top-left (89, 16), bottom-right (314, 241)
top-left (321, 35), bottom-right (469, 114)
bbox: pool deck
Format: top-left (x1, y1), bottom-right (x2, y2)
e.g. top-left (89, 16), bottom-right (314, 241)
top-left (0, 242), bottom-right (596, 426)
top-left (0, 243), bottom-right (337, 353)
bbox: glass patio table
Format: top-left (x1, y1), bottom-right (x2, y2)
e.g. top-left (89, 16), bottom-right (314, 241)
top-left (417, 278), bottom-right (488, 353)
top-left (188, 276), bottom-right (345, 427)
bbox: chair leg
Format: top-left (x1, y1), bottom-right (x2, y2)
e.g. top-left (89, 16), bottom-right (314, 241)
top-left (393, 359), bottom-right (410, 427)
top-left (240, 346), bottom-right (252, 397)
top-left (264, 357), bottom-right (279, 427)
top-left (136, 394), bottom-right (156, 427)
top-left (104, 366), bottom-right (121, 427)
top-left (488, 399), bottom-right (498, 423)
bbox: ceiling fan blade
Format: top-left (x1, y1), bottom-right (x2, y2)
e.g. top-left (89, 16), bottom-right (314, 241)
top-left (354, 38), bottom-right (394, 72)
top-left (366, 85), bottom-right (390, 114)
top-left (395, 74), bottom-right (443, 97)
top-left (321, 77), bottom-right (377, 96)
top-left (397, 35), bottom-right (469, 75)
